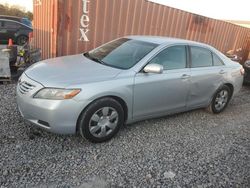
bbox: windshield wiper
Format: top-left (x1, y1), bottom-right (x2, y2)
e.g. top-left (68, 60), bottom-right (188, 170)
top-left (84, 52), bottom-right (105, 65)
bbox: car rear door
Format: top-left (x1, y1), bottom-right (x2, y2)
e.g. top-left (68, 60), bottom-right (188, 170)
top-left (133, 45), bottom-right (191, 119)
top-left (187, 46), bottom-right (226, 108)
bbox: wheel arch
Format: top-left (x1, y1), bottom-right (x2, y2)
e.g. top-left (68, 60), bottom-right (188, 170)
top-left (224, 83), bottom-right (234, 99)
top-left (76, 95), bottom-right (128, 133)
top-left (208, 83), bottom-right (234, 106)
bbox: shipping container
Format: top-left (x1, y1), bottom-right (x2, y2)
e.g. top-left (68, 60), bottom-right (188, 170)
top-left (33, 0), bottom-right (250, 61)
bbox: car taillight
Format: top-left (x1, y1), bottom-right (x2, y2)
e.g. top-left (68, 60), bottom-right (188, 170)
top-left (240, 68), bottom-right (245, 75)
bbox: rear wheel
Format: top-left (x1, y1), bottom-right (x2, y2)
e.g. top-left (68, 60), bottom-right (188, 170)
top-left (78, 98), bottom-right (124, 143)
top-left (16, 35), bottom-right (28, 45)
top-left (207, 85), bottom-right (231, 114)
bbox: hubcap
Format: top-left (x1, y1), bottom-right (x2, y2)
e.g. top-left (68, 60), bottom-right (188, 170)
top-left (89, 107), bottom-right (119, 138)
top-left (214, 90), bottom-right (229, 111)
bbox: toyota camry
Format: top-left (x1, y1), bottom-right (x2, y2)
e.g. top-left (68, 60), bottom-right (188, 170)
top-left (17, 36), bottom-right (244, 142)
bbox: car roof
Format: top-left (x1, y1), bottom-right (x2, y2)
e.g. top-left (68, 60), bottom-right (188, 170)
top-left (0, 15), bottom-right (21, 20)
top-left (0, 18), bottom-right (21, 23)
top-left (0, 15), bottom-right (21, 18)
top-left (0, 16), bottom-right (31, 22)
top-left (0, 16), bottom-right (32, 24)
top-left (125, 35), bottom-right (232, 64)
top-left (126, 35), bottom-right (210, 47)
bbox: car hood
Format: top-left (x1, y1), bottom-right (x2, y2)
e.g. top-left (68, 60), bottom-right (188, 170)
top-left (25, 54), bottom-right (122, 87)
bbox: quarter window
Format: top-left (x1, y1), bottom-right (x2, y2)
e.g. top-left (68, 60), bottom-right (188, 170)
top-left (149, 46), bottom-right (186, 70)
top-left (190, 46), bottom-right (213, 68)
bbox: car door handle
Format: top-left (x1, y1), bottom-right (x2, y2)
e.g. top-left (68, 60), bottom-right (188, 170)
top-left (181, 74), bottom-right (190, 79)
top-left (219, 70), bottom-right (226, 74)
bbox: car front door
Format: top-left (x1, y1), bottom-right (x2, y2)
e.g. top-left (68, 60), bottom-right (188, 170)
top-left (187, 46), bottom-right (225, 108)
top-left (133, 45), bottom-right (191, 119)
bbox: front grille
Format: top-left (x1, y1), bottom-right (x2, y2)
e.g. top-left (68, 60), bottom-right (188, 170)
top-left (18, 81), bottom-right (35, 94)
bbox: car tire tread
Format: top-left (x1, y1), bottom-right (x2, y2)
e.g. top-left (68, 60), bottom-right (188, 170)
top-left (78, 97), bottom-right (124, 143)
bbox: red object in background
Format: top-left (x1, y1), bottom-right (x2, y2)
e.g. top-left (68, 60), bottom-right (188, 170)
top-left (8, 39), bottom-right (13, 46)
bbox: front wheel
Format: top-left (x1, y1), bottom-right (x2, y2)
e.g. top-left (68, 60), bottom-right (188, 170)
top-left (207, 85), bottom-right (231, 114)
top-left (78, 98), bottom-right (124, 143)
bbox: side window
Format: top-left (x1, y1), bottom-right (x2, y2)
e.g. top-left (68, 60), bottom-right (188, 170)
top-left (0, 21), bottom-right (4, 27)
top-left (4, 21), bottom-right (21, 29)
top-left (212, 53), bottom-right (224, 66)
top-left (190, 46), bottom-right (213, 68)
top-left (149, 45), bottom-right (186, 70)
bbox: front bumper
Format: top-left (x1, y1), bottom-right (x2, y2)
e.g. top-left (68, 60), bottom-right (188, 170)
top-left (16, 73), bottom-right (89, 134)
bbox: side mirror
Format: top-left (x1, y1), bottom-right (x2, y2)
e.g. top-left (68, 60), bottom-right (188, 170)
top-left (143, 64), bottom-right (163, 74)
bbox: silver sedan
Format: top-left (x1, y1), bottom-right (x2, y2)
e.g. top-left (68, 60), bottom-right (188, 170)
top-left (17, 36), bottom-right (244, 142)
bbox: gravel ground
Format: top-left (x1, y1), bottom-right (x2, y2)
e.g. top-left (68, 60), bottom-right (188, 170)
top-left (0, 84), bottom-right (249, 188)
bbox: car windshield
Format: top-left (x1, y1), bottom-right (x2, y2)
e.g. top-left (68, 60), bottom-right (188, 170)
top-left (85, 38), bottom-right (158, 69)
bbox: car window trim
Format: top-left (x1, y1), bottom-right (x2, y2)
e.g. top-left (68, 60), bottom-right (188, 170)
top-left (139, 44), bottom-right (189, 73)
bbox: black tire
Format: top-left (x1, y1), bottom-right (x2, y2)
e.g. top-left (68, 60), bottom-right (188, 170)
top-left (16, 35), bottom-right (28, 45)
top-left (207, 85), bottom-right (231, 114)
top-left (78, 97), bottom-right (124, 143)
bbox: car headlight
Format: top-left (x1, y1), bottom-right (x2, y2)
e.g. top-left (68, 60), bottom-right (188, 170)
top-left (34, 88), bottom-right (81, 100)
top-left (244, 60), bottom-right (250, 68)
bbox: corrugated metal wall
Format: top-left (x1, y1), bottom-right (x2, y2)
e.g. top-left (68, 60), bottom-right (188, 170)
top-left (33, 0), bottom-right (250, 60)
top-left (33, 0), bottom-right (58, 58)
